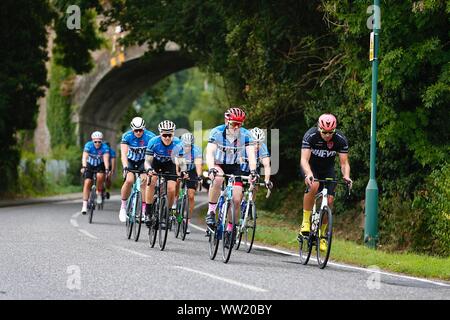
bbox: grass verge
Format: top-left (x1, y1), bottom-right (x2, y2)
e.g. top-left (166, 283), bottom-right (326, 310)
top-left (255, 209), bottom-right (450, 281)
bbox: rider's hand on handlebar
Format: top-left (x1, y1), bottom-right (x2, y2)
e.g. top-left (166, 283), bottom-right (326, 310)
top-left (180, 171), bottom-right (189, 179)
top-left (264, 180), bottom-right (273, 190)
top-left (80, 166), bottom-right (86, 174)
top-left (146, 167), bottom-right (155, 176)
top-left (122, 167), bottom-right (129, 180)
top-left (305, 174), bottom-right (314, 188)
top-left (250, 170), bottom-right (259, 183)
top-left (208, 168), bottom-right (218, 180)
top-left (343, 176), bottom-right (353, 189)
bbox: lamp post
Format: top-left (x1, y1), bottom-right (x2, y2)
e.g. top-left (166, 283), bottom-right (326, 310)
top-left (365, 0), bottom-right (380, 249)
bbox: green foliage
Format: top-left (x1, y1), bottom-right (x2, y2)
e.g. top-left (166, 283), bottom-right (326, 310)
top-left (0, 0), bottom-right (54, 195)
top-left (47, 53), bottom-right (77, 148)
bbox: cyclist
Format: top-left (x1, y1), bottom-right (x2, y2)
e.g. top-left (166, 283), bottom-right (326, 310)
top-left (299, 113), bottom-right (352, 251)
top-left (205, 107), bottom-right (258, 233)
top-left (119, 117), bottom-right (156, 222)
top-left (240, 127), bottom-right (273, 197)
top-left (144, 120), bottom-right (182, 228)
top-left (80, 131), bottom-right (110, 214)
top-left (104, 141), bottom-right (116, 199)
top-left (173, 132), bottom-right (203, 234)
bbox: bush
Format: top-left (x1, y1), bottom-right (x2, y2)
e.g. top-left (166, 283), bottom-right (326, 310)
top-left (17, 152), bottom-right (49, 197)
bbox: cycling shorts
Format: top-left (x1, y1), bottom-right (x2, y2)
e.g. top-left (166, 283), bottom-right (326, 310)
top-left (84, 163), bottom-right (105, 180)
top-left (300, 166), bottom-right (337, 196)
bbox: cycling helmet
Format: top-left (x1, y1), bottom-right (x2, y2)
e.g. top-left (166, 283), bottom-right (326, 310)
top-left (158, 120), bottom-right (176, 132)
top-left (226, 107), bottom-right (246, 123)
top-left (91, 131), bottom-right (103, 140)
top-left (250, 127), bottom-right (265, 142)
top-left (130, 117), bottom-right (146, 130)
top-left (181, 132), bottom-right (194, 145)
top-left (318, 114), bottom-right (337, 131)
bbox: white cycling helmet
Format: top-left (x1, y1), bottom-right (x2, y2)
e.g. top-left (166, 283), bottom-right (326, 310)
top-left (130, 117), bottom-right (146, 130)
top-left (91, 131), bottom-right (103, 140)
top-left (181, 132), bottom-right (194, 145)
top-left (158, 120), bottom-right (176, 133)
top-left (250, 127), bottom-right (265, 142)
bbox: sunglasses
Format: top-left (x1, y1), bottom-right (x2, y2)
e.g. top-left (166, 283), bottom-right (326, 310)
top-left (93, 140), bottom-right (102, 144)
top-left (319, 128), bottom-right (335, 135)
top-left (134, 129), bottom-right (143, 133)
top-left (162, 133), bottom-right (173, 138)
top-left (229, 121), bottom-right (243, 128)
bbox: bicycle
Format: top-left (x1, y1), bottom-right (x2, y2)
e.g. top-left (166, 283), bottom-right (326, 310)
top-left (235, 179), bottom-right (271, 253)
top-left (147, 172), bottom-right (180, 251)
top-left (207, 173), bottom-right (245, 264)
top-left (84, 168), bottom-right (103, 224)
top-left (172, 176), bottom-right (188, 240)
top-left (124, 169), bottom-right (146, 241)
top-left (298, 178), bottom-right (350, 269)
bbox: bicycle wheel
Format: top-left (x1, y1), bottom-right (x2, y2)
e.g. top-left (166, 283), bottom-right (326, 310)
top-left (208, 210), bottom-right (219, 260)
top-left (244, 201), bottom-right (257, 253)
top-left (222, 200), bottom-right (235, 263)
top-left (133, 191), bottom-right (142, 242)
top-left (235, 201), bottom-right (245, 251)
top-left (88, 186), bottom-right (96, 224)
top-left (173, 197), bottom-right (182, 239)
top-left (148, 199), bottom-right (158, 248)
top-left (125, 194), bottom-right (134, 239)
top-left (181, 195), bottom-right (189, 241)
top-left (317, 206), bottom-right (333, 269)
top-left (158, 196), bottom-right (170, 251)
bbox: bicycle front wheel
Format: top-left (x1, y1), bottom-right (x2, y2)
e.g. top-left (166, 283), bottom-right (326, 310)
top-left (222, 200), bottom-right (236, 263)
top-left (244, 201), bottom-right (257, 253)
top-left (158, 196), bottom-right (169, 251)
top-left (173, 197), bottom-right (182, 239)
top-left (317, 206), bottom-right (333, 269)
top-left (88, 187), bottom-right (96, 224)
top-left (181, 195), bottom-right (189, 241)
top-left (133, 191), bottom-right (142, 242)
top-left (125, 194), bottom-right (134, 239)
top-left (148, 200), bottom-right (158, 248)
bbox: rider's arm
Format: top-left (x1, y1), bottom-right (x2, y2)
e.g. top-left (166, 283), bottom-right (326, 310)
top-left (111, 158), bottom-right (116, 174)
top-left (194, 157), bottom-right (203, 177)
top-left (81, 151), bottom-right (89, 168)
top-left (103, 153), bottom-right (110, 171)
top-left (339, 152), bottom-right (351, 180)
top-left (206, 143), bottom-right (217, 170)
top-left (144, 154), bottom-right (154, 171)
top-left (120, 143), bottom-right (129, 169)
top-left (175, 156), bottom-right (187, 174)
top-left (300, 148), bottom-right (313, 177)
top-left (246, 144), bottom-right (257, 172)
top-left (261, 157), bottom-right (271, 183)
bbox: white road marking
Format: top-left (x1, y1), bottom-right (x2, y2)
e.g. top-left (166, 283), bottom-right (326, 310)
top-left (78, 229), bottom-right (98, 239)
top-left (173, 266), bottom-right (268, 293)
top-left (111, 246), bottom-right (151, 258)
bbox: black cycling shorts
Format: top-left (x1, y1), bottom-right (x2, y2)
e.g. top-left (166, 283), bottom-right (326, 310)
top-left (185, 169), bottom-right (199, 190)
top-left (217, 164), bottom-right (243, 186)
top-left (127, 159), bottom-right (146, 173)
top-left (153, 159), bottom-right (178, 182)
top-left (84, 163), bottom-right (105, 180)
top-left (300, 166), bottom-right (337, 196)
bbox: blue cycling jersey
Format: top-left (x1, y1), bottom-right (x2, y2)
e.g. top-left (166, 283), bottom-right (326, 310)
top-left (173, 144), bottom-right (202, 171)
top-left (208, 124), bottom-right (254, 165)
top-left (240, 142), bottom-right (270, 173)
top-left (146, 136), bottom-right (182, 163)
top-left (121, 129), bottom-right (156, 162)
top-left (83, 141), bottom-right (110, 166)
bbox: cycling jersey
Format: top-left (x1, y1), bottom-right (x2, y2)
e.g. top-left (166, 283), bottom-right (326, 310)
top-left (301, 127), bottom-right (349, 171)
top-left (173, 144), bottom-right (202, 171)
top-left (146, 136), bottom-right (182, 163)
top-left (83, 141), bottom-right (110, 166)
top-left (240, 142), bottom-right (270, 173)
top-left (121, 129), bottom-right (156, 162)
top-left (208, 124), bottom-right (254, 165)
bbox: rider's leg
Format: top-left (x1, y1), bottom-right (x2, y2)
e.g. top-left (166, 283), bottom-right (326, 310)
top-left (167, 180), bottom-right (177, 209)
top-left (120, 172), bottom-right (135, 208)
top-left (301, 182), bottom-right (320, 233)
top-left (207, 166), bottom-right (224, 214)
top-left (82, 178), bottom-right (92, 212)
top-left (232, 184), bottom-right (243, 230)
top-left (139, 173), bottom-right (148, 215)
top-left (96, 173), bottom-right (105, 201)
top-left (188, 188), bottom-right (195, 216)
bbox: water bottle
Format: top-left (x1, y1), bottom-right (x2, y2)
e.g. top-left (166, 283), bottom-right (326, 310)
top-left (240, 199), bottom-right (247, 217)
top-left (218, 195), bottom-right (224, 215)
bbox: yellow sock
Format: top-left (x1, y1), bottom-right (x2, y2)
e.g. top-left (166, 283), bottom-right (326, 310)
top-left (302, 210), bottom-right (312, 225)
top-left (320, 223), bottom-right (328, 236)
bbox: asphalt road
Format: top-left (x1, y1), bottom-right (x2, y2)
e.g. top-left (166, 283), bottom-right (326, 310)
top-left (0, 192), bottom-right (449, 301)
